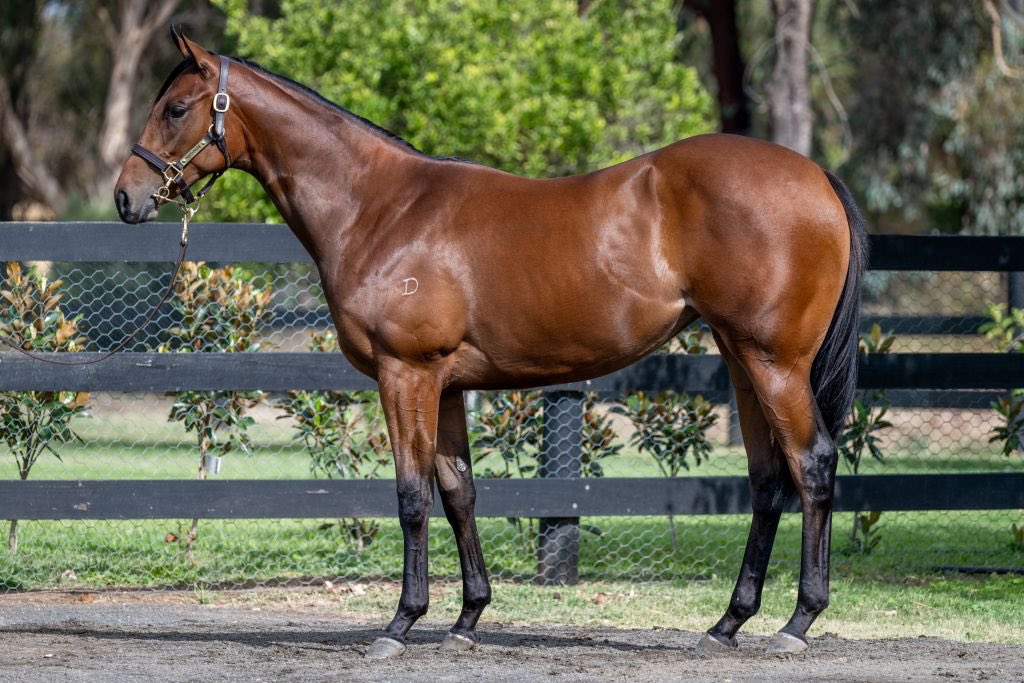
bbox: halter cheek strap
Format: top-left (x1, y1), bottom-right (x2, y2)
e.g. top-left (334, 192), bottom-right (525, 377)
top-left (131, 55), bottom-right (232, 206)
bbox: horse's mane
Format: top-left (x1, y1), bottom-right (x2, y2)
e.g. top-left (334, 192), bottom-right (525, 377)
top-left (227, 55), bottom-right (423, 154)
top-left (156, 54), bottom-right (471, 163)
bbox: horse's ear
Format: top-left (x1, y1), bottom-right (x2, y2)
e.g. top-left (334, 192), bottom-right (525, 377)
top-left (175, 30), bottom-right (217, 81)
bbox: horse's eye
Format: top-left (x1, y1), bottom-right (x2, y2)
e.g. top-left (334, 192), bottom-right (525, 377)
top-left (168, 105), bottom-right (188, 119)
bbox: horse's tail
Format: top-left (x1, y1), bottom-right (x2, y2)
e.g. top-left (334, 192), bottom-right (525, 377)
top-left (811, 170), bottom-right (869, 441)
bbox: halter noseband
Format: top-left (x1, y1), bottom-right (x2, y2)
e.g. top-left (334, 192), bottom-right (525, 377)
top-left (131, 55), bottom-right (232, 206)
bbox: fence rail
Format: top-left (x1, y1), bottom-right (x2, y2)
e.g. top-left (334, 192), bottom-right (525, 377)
top-left (2, 222), bottom-right (1023, 584)
top-left (1, 474), bottom-right (1021, 520)
top-left (0, 352), bottom-right (1022, 392)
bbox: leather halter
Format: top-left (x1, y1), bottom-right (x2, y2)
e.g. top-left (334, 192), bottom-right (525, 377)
top-left (131, 55), bottom-right (232, 206)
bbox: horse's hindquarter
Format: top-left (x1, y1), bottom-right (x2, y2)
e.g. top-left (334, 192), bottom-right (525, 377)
top-left (653, 135), bottom-right (851, 361)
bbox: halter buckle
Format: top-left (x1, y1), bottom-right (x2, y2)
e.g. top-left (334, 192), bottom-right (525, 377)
top-left (162, 164), bottom-right (184, 184)
top-left (212, 92), bottom-right (230, 113)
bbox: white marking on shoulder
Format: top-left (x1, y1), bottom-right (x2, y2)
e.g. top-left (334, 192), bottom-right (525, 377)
top-left (402, 277), bottom-right (419, 296)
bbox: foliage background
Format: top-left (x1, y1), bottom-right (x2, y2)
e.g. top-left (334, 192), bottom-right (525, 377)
top-left (203, 0), bottom-right (714, 222)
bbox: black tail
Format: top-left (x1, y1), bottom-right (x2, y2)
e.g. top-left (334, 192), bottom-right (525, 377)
top-left (812, 171), bottom-right (868, 441)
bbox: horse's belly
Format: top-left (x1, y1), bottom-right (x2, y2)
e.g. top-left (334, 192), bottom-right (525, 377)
top-left (454, 288), bottom-right (687, 390)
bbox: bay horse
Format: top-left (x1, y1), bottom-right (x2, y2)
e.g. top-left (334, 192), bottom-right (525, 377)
top-left (115, 32), bottom-right (866, 658)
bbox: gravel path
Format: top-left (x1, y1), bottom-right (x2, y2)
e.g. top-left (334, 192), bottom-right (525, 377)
top-left (0, 595), bottom-right (1021, 682)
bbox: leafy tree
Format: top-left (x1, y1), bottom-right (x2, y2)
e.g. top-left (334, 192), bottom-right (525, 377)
top-left (833, 1), bottom-right (1024, 235)
top-left (277, 331), bottom-right (391, 549)
top-left (207, 0), bottom-right (714, 222)
top-left (0, 263), bottom-right (90, 553)
top-left (160, 262), bottom-right (271, 555)
top-left (838, 324), bottom-right (895, 555)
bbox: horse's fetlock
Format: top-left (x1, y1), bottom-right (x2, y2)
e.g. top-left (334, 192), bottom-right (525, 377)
top-left (401, 597), bottom-right (429, 619)
top-left (801, 589), bottom-right (829, 615)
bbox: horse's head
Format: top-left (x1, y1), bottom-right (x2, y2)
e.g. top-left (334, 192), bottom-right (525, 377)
top-left (114, 29), bottom-right (241, 223)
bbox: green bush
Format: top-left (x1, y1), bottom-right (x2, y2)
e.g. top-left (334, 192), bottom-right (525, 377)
top-left (207, 0), bottom-right (713, 222)
top-left (161, 263), bottom-right (272, 554)
top-left (0, 263), bottom-right (91, 553)
top-left (276, 331), bottom-right (390, 549)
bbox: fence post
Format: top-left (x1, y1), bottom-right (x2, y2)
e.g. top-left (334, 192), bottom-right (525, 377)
top-left (1009, 272), bottom-right (1024, 452)
top-left (727, 393), bottom-right (743, 446)
top-left (536, 390), bottom-right (584, 585)
top-left (1009, 272), bottom-right (1024, 312)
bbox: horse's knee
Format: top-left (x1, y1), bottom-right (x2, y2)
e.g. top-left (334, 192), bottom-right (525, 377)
top-left (396, 485), bottom-right (432, 529)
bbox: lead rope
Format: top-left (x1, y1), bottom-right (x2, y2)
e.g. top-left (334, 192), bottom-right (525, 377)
top-left (0, 207), bottom-right (193, 366)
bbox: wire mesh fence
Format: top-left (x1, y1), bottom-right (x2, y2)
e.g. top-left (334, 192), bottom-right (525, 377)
top-left (0, 250), bottom-right (1022, 592)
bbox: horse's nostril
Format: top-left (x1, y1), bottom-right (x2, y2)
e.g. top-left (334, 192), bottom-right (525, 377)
top-left (117, 189), bottom-right (130, 214)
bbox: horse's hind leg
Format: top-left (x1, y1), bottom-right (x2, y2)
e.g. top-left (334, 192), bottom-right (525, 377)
top-left (698, 340), bottom-right (795, 654)
top-left (434, 391), bottom-right (491, 651)
top-left (720, 341), bottom-right (838, 654)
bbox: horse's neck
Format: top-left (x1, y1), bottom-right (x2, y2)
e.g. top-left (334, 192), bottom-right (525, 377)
top-left (240, 85), bottom-right (419, 268)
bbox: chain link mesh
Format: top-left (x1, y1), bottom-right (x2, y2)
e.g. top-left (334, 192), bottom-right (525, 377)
top-left (0, 263), bottom-right (1020, 591)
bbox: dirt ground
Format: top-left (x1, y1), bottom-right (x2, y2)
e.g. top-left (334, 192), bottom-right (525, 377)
top-left (0, 592), bottom-right (1021, 683)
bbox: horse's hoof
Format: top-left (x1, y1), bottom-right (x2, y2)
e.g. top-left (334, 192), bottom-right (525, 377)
top-left (439, 631), bottom-right (478, 652)
top-left (695, 632), bottom-right (736, 655)
top-left (765, 631), bottom-right (808, 655)
top-left (364, 636), bottom-right (407, 659)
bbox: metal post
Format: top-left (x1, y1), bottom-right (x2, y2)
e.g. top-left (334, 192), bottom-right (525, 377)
top-left (1009, 272), bottom-right (1024, 453)
top-left (536, 390), bottom-right (583, 586)
top-left (1009, 272), bottom-right (1024, 312)
top-left (727, 393), bottom-right (743, 446)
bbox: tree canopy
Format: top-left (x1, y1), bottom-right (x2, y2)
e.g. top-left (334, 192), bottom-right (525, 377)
top-left (4, 1), bottom-right (1024, 235)
top-left (205, 0), bottom-right (714, 222)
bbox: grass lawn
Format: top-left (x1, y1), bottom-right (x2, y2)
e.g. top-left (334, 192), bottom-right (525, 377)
top-left (0, 409), bottom-right (1020, 644)
top-left (213, 573), bottom-right (1023, 644)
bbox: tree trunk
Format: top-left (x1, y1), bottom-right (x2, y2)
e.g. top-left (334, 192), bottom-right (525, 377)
top-left (682, 0), bottom-right (751, 136)
top-left (768, 0), bottom-right (815, 156)
top-left (95, 0), bottom-right (180, 198)
top-left (0, 69), bottom-right (65, 216)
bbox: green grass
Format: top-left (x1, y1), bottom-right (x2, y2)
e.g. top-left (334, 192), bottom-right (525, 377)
top-left (254, 574), bottom-right (1023, 644)
top-left (8, 437), bottom-right (1018, 481)
top-left (1, 412), bottom-right (1020, 642)
top-left (1, 511), bottom-right (1019, 590)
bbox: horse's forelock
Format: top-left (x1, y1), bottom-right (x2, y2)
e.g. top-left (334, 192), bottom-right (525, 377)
top-left (154, 57), bottom-right (198, 103)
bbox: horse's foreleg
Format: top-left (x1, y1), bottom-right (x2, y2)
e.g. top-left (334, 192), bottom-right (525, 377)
top-left (365, 361), bottom-right (442, 660)
top-left (434, 391), bottom-right (491, 651)
top-left (699, 362), bottom-right (794, 653)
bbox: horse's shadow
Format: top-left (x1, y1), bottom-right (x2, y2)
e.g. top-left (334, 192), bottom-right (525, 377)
top-left (0, 624), bottom-right (689, 654)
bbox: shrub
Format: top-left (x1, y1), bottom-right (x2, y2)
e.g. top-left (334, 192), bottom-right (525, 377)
top-left (0, 263), bottom-right (90, 553)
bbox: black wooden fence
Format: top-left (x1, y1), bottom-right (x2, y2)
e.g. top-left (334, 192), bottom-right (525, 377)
top-left (1, 223), bottom-right (1023, 584)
